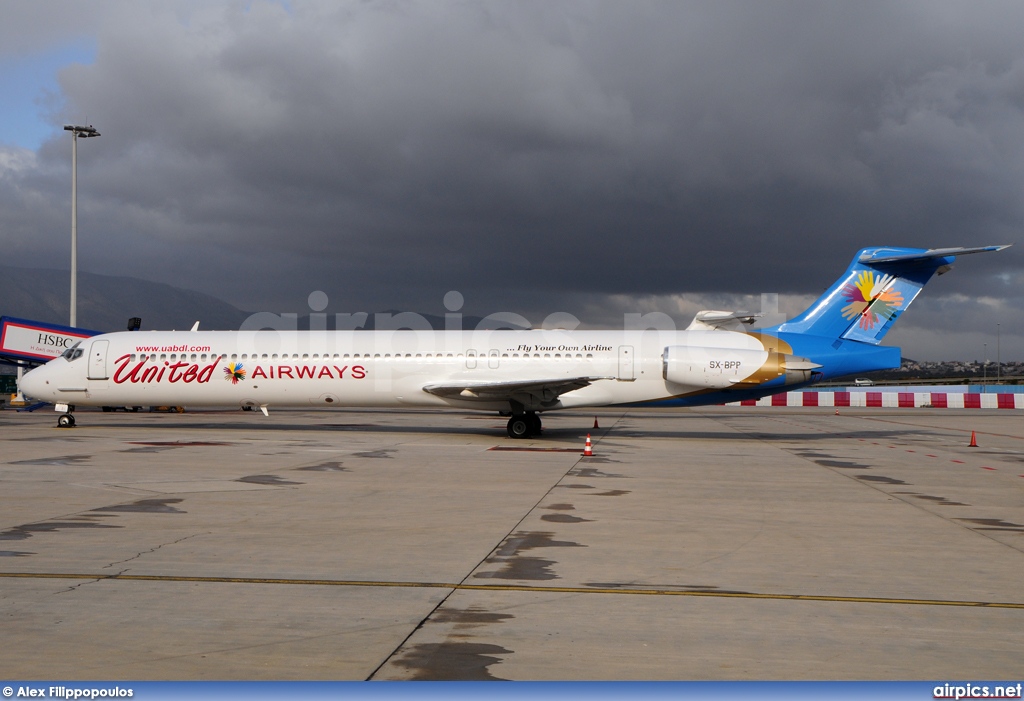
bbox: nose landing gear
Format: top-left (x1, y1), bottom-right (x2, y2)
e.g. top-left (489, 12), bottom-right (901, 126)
top-left (506, 411), bottom-right (542, 439)
top-left (57, 410), bottom-right (76, 428)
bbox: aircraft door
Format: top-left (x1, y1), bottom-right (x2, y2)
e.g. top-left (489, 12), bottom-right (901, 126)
top-left (617, 345), bottom-right (635, 381)
top-left (488, 349), bottom-right (500, 369)
top-left (88, 340), bottom-right (110, 380)
top-left (466, 349), bottom-right (477, 369)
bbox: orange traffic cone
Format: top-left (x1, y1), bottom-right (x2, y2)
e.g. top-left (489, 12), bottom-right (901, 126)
top-left (583, 434), bottom-right (594, 457)
top-left (593, 417), bottom-right (600, 429)
top-left (968, 431), bottom-right (978, 448)
top-left (835, 407), bottom-right (840, 415)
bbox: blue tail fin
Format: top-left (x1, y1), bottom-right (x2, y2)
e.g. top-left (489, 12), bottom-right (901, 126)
top-left (765, 245), bottom-right (1008, 344)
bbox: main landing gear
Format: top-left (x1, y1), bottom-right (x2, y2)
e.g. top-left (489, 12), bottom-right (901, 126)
top-left (506, 412), bottom-right (542, 439)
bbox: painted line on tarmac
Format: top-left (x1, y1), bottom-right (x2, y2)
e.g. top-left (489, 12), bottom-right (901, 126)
top-left (2, 572), bottom-right (1023, 609)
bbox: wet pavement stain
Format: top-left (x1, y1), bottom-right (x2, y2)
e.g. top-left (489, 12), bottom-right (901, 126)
top-left (127, 441), bottom-right (232, 447)
top-left (431, 607), bottom-right (514, 628)
top-left (856, 475), bottom-right (909, 485)
top-left (8, 454), bottom-right (92, 466)
top-left (91, 498), bottom-right (186, 514)
top-left (352, 449), bottom-right (395, 459)
top-left (590, 489), bottom-right (631, 497)
top-left (493, 531), bottom-right (586, 557)
top-left (474, 555), bottom-right (559, 580)
top-left (544, 503), bottom-right (575, 510)
top-left (297, 461), bottom-right (348, 472)
top-left (955, 518), bottom-right (1024, 532)
top-left (568, 467), bottom-right (628, 478)
top-left (236, 474), bottom-right (303, 486)
top-left (390, 642), bottom-right (512, 680)
top-left (554, 484), bottom-right (594, 490)
top-left (0, 551), bottom-right (35, 557)
top-left (815, 459), bottom-right (870, 469)
top-left (118, 446), bottom-right (176, 454)
top-left (893, 492), bottom-right (968, 507)
top-left (541, 513), bottom-right (593, 523)
top-left (474, 531), bottom-right (585, 581)
top-left (0, 515), bottom-right (120, 542)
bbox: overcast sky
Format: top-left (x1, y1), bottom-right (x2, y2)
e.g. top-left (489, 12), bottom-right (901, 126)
top-left (1, 0), bottom-right (1022, 360)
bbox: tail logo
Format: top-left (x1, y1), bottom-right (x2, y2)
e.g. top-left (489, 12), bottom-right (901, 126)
top-left (841, 271), bottom-right (904, 330)
top-left (224, 362), bottom-right (246, 384)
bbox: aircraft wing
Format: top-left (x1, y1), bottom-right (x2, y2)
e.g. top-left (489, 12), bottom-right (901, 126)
top-left (423, 376), bottom-right (614, 406)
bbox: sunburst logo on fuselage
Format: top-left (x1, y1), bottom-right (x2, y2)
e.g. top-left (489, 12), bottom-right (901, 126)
top-left (224, 362), bottom-right (246, 384)
top-left (841, 270), bottom-right (904, 330)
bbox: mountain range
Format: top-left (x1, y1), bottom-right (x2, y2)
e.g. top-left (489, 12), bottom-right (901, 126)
top-left (0, 266), bottom-right (523, 333)
top-left (0, 266), bottom-right (252, 332)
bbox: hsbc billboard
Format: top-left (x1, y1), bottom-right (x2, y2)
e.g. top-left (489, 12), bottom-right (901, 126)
top-left (0, 316), bottom-right (100, 364)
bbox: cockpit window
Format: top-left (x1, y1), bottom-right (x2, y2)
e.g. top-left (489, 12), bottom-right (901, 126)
top-left (61, 342), bottom-right (84, 362)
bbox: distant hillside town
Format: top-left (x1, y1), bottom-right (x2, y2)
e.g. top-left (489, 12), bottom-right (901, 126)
top-left (854, 359), bottom-right (1023, 385)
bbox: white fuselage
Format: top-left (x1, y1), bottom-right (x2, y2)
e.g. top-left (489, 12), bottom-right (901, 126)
top-left (20, 327), bottom-right (798, 413)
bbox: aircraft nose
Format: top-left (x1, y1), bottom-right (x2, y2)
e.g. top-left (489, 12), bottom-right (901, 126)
top-left (18, 366), bottom-right (48, 400)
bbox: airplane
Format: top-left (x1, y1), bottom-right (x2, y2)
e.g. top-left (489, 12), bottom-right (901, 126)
top-left (18, 245), bottom-right (1009, 437)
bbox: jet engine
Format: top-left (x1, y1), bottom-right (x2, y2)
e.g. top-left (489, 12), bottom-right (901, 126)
top-left (662, 345), bottom-right (820, 389)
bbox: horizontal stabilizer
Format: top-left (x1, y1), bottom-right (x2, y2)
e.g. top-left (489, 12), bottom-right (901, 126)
top-left (859, 245), bottom-right (1010, 265)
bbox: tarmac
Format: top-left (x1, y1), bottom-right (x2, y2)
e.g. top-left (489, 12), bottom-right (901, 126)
top-left (1, 405), bottom-right (1022, 680)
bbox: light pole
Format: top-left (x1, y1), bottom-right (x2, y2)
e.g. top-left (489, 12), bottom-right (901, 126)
top-left (996, 323), bottom-right (1001, 385)
top-left (64, 124), bottom-right (100, 327)
top-left (983, 343), bottom-right (987, 391)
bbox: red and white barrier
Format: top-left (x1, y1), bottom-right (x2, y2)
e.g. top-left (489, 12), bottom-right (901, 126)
top-left (729, 391), bottom-right (1024, 409)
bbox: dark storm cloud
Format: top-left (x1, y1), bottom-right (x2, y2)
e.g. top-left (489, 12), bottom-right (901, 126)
top-left (0, 1), bottom-right (1021, 358)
